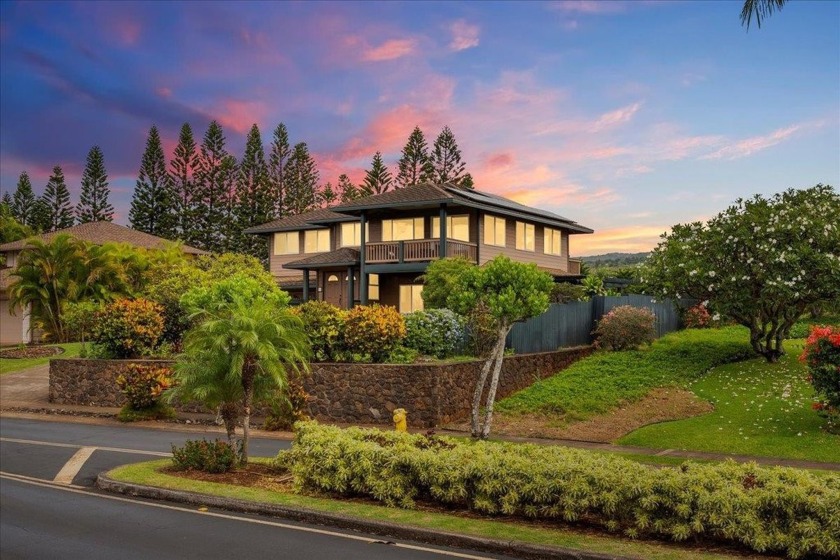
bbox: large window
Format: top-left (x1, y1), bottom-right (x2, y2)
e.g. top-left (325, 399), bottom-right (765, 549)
top-left (368, 273), bottom-right (380, 300)
top-left (273, 231), bottom-right (299, 255)
top-left (399, 284), bottom-right (424, 313)
top-left (483, 215), bottom-right (506, 247)
top-left (340, 222), bottom-right (369, 247)
top-left (304, 229), bottom-right (331, 253)
top-left (515, 222), bottom-right (535, 252)
top-left (432, 215), bottom-right (470, 242)
top-left (544, 228), bottom-right (562, 256)
top-left (382, 218), bottom-right (425, 242)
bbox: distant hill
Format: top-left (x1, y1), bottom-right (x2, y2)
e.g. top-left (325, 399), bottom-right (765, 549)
top-left (579, 252), bottom-right (650, 268)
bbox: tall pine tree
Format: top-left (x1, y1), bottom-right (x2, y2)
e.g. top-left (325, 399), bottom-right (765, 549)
top-left (362, 152), bottom-right (393, 195)
top-left (1, 191), bottom-right (12, 211)
top-left (283, 142), bottom-right (319, 216)
top-left (232, 123), bottom-right (273, 260)
top-left (337, 174), bottom-right (361, 203)
top-left (194, 121), bottom-right (234, 253)
top-left (11, 171), bottom-right (36, 227)
top-left (30, 197), bottom-right (52, 233)
top-left (169, 122), bottom-right (200, 245)
top-left (431, 126), bottom-right (470, 188)
top-left (267, 122), bottom-right (291, 219)
top-left (318, 182), bottom-right (338, 208)
top-left (130, 126), bottom-right (177, 238)
top-left (77, 146), bottom-right (114, 223)
top-left (395, 126), bottom-right (434, 188)
top-left (41, 166), bottom-right (75, 231)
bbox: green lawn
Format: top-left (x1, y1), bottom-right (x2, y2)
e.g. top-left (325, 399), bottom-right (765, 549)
top-left (620, 339), bottom-right (840, 463)
top-left (497, 326), bottom-right (753, 421)
top-left (107, 460), bottom-right (766, 560)
top-left (0, 343), bottom-right (83, 375)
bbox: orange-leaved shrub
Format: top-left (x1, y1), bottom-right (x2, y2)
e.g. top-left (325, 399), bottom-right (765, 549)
top-left (593, 305), bottom-right (656, 351)
top-left (343, 304), bottom-right (406, 362)
top-left (116, 363), bottom-right (173, 410)
top-left (92, 298), bottom-right (165, 358)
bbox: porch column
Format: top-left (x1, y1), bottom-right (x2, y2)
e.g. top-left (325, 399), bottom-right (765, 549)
top-left (439, 203), bottom-right (447, 259)
top-left (346, 266), bottom-right (355, 309)
top-left (302, 269), bottom-right (310, 302)
top-left (360, 211), bottom-right (368, 305)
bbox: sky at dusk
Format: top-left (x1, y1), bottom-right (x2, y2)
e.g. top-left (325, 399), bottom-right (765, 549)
top-left (1, 0), bottom-right (838, 255)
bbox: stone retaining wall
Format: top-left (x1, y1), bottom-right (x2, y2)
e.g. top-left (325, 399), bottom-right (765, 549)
top-left (50, 346), bottom-right (593, 427)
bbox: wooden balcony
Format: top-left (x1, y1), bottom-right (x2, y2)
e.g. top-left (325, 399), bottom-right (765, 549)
top-left (567, 258), bottom-right (582, 275)
top-left (366, 239), bottom-right (477, 264)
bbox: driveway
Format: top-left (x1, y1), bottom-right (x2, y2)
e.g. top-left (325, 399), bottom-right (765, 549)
top-left (0, 364), bottom-right (50, 407)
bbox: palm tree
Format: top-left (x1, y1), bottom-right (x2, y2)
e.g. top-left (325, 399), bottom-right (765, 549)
top-left (171, 300), bottom-right (310, 463)
top-left (741, 0), bottom-right (787, 29)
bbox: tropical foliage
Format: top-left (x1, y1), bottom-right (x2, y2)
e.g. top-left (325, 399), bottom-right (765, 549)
top-left (802, 325), bottom-right (840, 433)
top-left (292, 300), bottom-right (347, 362)
top-left (91, 298), bottom-right (165, 358)
top-left (403, 309), bottom-right (465, 359)
top-left (343, 304), bottom-right (406, 362)
top-left (593, 305), bottom-right (656, 351)
top-left (171, 439), bottom-right (239, 474)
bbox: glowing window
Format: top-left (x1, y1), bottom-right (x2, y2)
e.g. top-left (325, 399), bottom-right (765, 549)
top-left (432, 215), bottom-right (470, 242)
top-left (483, 215), bottom-right (506, 247)
top-left (273, 232), bottom-right (299, 255)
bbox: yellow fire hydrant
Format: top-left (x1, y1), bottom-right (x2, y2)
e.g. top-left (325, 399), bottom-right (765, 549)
top-left (393, 408), bottom-right (407, 432)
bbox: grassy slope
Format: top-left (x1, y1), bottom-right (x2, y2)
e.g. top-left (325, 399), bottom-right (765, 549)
top-left (108, 460), bottom-right (762, 560)
top-left (620, 340), bottom-right (840, 463)
top-left (0, 343), bottom-right (83, 375)
top-left (497, 327), bottom-right (752, 421)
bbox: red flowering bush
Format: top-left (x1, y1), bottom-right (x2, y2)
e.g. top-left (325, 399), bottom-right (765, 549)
top-left (593, 306), bottom-right (656, 351)
top-left (801, 325), bottom-right (840, 432)
top-left (683, 304), bottom-right (711, 329)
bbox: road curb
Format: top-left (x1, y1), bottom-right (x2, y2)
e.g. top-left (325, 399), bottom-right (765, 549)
top-left (96, 474), bottom-right (633, 560)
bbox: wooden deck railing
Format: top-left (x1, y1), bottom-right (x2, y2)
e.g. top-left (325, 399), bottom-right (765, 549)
top-left (366, 239), bottom-right (477, 264)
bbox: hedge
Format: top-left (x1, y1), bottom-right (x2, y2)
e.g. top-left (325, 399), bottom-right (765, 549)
top-left (277, 422), bottom-right (840, 559)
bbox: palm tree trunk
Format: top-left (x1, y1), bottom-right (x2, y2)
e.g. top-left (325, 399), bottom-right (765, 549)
top-left (241, 363), bottom-right (255, 464)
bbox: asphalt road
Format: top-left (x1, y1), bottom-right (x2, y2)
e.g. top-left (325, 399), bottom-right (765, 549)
top-left (0, 417), bottom-right (510, 560)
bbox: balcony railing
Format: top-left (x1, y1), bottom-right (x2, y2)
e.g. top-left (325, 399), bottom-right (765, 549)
top-left (567, 258), bottom-right (582, 275)
top-left (366, 239), bottom-right (477, 264)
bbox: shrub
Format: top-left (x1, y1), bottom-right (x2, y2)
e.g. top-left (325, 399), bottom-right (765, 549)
top-left (802, 325), bottom-right (840, 433)
top-left (464, 301), bottom-right (497, 358)
top-left (263, 381), bottom-right (310, 431)
top-left (116, 363), bottom-right (174, 410)
top-left (593, 305), bottom-right (656, 351)
top-left (683, 303), bottom-right (711, 329)
top-left (142, 261), bottom-right (208, 345)
top-left (91, 298), bottom-right (165, 358)
top-left (171, 439), bottom-right (239, 473)
top-left (403, 309), bottom-right (465, 358)
top-left (280, 422), bottom-right (840, 559)
top-left (343, 304), bottom-right (406, 362)
top-left (292, 300), bottom-right (346, 361)
top-left (181, 273), bottom-right (290, 316)
top-left (549, 282), bottom-right (587, 304)
top-left (383, 345), bottom-right (419, 364)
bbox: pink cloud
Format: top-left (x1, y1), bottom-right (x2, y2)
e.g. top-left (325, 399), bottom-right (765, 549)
top-left (362, 38), bottom-right (418, 62)
top-left (592, 102), bottom-right (642, 130)
top-left (484, 152), bottom-right (514, 169)
top-left (549, 1), bottom-right (628, 15)
top-left (700, 124), bottom-right (802, 160)
top-left (113, 19), bottom-right (141, 46)
top-left (213, 99), bottom-right (269, 135)
top-left (448, 20), bottom-right (480, 51)
top-left (156, 86), bottom-right (172, 98)
top-left (337, 105), bottom-right (440, 161)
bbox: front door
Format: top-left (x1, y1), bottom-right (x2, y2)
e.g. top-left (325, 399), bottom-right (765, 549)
top-left (324, 273), bottom-right (344, 307)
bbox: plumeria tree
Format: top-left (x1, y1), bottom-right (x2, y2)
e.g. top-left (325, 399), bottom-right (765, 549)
top-left (646, 184), bottom-right (840, 362)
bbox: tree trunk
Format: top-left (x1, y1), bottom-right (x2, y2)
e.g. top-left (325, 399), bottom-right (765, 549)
top-left (480, 326), bottom-right (510, 439)
top-left (470, 348), bottom-right (496, 437)
top-left (241, 365), bottom-right (255, 464)
top-left (219, 402), bottom-right (238, 443)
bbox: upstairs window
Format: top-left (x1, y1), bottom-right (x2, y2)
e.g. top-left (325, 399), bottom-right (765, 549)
top-left (304, 229), bottom-right (331, 253)
top-left (273, 231), bottom-right (299, 255)
top-left (340, 222), bottom-right (369, 247)
top-left (483, 215), bottom-right (506, 247)
top-left (515, 222), bottom-right (535, 252)
top-left (382, 218), bottom-right (424, 241)
top-left (432, 215), bottom-right (470, 242)
top-left (544, 228), bottom-right (562, 256)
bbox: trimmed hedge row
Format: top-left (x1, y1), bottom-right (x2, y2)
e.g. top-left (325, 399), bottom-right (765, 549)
top-left (277, 422), bottom-right (840, 559)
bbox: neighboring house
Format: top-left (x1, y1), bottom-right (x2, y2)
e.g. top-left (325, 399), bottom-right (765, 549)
top-left (246, 183), bottom-right (593, 312)
top-left (0, 221), bottom-right (206, 346)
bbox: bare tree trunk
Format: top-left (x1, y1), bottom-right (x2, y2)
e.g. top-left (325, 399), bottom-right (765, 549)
top-left (471, 350), bottom-right (496, 437)
top-left (480, 325), bottom-right (510, 439)
top-left (241, 365), bottom-right (255, 464)
top-left (219, 402), bottom-right (238, 443)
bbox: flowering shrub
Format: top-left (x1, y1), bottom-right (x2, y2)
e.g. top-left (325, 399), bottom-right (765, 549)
top-left (593, 305), bottom-right (656, 351)
top-left (91, 298), bottom-right (165, 358)
top-left (116, 363), bottom-right (174, 410)
top-left (292, 300), bottom-right (346, 362)
top-left (171, 439), bottom-right (239, 473)
top-left (802, 325), bottom-right (840, 432)
top-left (403, 309), bottom-right (465, 358)
top-left (683, 303), bottom-right (711, 329)
top-left (343, 304), bottom-right (406, 362)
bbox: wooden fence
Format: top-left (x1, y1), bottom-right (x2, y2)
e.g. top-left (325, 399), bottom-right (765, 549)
top-left (506, 295), bottom-right (684, 354)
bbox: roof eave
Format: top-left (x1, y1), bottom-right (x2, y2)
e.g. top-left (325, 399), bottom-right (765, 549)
top-left (331, 198), bottom-right (455, 214)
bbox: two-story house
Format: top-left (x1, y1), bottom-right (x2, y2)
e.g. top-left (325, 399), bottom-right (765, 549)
top-left (244, 183), bottom-right (593, 312)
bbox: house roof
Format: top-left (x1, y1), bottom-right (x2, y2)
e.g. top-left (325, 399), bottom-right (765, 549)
top-left (0, 221), bottom-right (207, 254)
top-left (243, 208), bottom-right (355, 235)
top-left (537, 266), bottom-right (583, 279)
top-left (284, 247), bottom-right (360, 270)
top-left (275, 274), bottom-right (315, 290)
top-left (330, 183), bottom-right (454, 211)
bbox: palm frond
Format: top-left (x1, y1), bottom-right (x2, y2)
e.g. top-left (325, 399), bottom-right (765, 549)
top-left (741, 0), bottom-right (787, 29)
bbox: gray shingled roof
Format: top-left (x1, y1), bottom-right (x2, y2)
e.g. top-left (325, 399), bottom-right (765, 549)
top-left (0, 221), bottom-right (207, 254)
top-left (284, 248), bottom-right (360, 269)
top-left (243, 208), bottom-right (354, 234)
top-left (330, 183), bottom-right (454, 211)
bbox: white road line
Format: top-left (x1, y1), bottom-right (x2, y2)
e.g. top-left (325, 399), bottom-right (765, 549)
top-left (0, 472), bottom-right (495, 560)
top-left (53, 446), bottom-right (97, 484)
top-left (0, 437), bottom-right (171, 457)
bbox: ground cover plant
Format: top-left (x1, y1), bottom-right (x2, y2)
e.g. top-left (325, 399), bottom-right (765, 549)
top-left (620, 340), bottom-right (840, 463)
top-left (0, 342), bottom-right (82, 374)
top-left (277, 422), bottom-right (840, 559)
top-left (497, 327), bottom-right (752, 422)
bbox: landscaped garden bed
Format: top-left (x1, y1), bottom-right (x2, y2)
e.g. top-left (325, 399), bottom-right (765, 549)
top-left (0, 346), bottom-right (64, 359)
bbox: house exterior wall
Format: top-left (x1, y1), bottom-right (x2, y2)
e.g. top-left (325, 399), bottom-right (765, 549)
top-left (477, 213), bottom-right (570, 271)
top-left (0, 300), bottom-right (30, 346)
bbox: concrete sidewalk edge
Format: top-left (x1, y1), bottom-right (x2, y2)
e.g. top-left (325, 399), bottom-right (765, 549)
top-left (96, 474), bottom-right (632, 560)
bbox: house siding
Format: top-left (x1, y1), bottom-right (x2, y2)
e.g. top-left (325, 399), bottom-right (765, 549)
top-left (477, 213), bottom-right (569, 272)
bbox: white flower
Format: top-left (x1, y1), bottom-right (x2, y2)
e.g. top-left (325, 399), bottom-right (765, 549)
top-left (708, 271), bottom-right (716, 277)
top-left (712, 313), bottom-right (720, 321)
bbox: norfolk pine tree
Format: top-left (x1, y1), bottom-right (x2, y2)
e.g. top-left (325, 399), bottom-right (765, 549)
top-left (77, 146), bottom-right (114, 223)
top-left (233, 124), bottom-right (273, 261)
top-left (396, 126), bottom-right (434, 188)
top-left (283, 142), bottom-right (319, 216)
top-left (11, 171), bottom-right (36, 227)
top-left (42, 166), bottom-right (75, 231)
top-left (170, 123), bottom-right (200, 245)
top-left (362, 151), bottom-right (393, 195)
top-left (432, 126), bottom-right (471, 188)
top-left (194, 121), bottom-right (234, 252)
top-left (318, 182), bottom-right (338, 207)
top-left (130, 126), bottom-right (177, 238)
top-left (268, 123), bottom-right (291, 218)
top-left (337, 174), bottom-right (361, 202)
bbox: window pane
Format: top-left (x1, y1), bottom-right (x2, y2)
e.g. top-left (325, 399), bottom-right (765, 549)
top-left (399, 285), bottom-right (411, 312)
top-left (341, 223), bottom-right (360, 247)
top-left (495, 218), bottom-right (506, 246)
top-left (526, 224), bottom-right (534, 251)
top-left (318, 230), bottom-right (330, 252)
top-left (432, 217), bottom-right (440, 237)
top-left (452, 216), bottom-right (469, 242)
top-left (382, 220), bottom-right (392, 242)
top-left (483, 215), bottom-right (493, 245)
top-left (369, 286), bottom-right (380, 300)
top-left (412, 285), bottom-right (424, 312)
top-left (274, 232), bottom-right (299, 255)
top-left (414, 217), bottom-right (425, 239)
